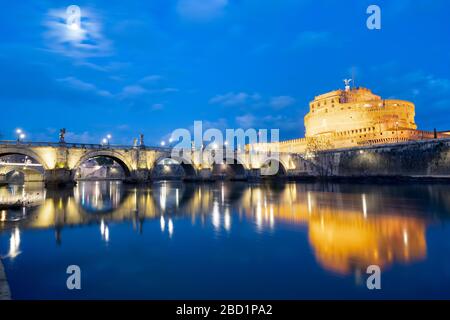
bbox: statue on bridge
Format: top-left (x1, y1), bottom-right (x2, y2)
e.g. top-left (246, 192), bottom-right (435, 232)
top-left (59, 128), bottom-right (66, 143)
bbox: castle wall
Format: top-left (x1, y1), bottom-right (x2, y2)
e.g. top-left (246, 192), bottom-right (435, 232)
top-left (316, 138), bottom-right (450, 178)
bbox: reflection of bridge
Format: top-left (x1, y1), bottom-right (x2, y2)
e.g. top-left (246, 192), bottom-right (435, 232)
top-left (0, 162), bottom-right (44, 183)
top-left (0, 140), bottom-right (315, 186)
top-left (1, 181), bottom-right (445, 275)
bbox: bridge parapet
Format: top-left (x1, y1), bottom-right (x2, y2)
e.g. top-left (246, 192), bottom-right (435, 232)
top-left (0, 140), bottom-right (318, 185)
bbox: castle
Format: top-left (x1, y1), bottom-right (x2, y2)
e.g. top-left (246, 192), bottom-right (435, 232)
top-left (252, 81), bottom-right (449, 153)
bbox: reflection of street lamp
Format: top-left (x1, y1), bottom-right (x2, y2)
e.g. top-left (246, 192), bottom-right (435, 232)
top-left (161, 141), bottom-right (166, 147)
top-left (102, 138), bottom-right (108, 145)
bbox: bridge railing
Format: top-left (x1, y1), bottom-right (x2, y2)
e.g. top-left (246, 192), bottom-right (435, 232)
top-left (0, 140), bottom-right (172, 152)
top-left (0, 140), bottom-right (309, 159)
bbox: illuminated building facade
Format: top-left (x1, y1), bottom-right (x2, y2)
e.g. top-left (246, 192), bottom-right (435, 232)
top-left (252, 82), bottom-right (450, 153)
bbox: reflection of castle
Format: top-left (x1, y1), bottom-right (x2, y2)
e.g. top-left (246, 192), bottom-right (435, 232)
top-left (2, 182), bottom-right (443, 275)
top-left (253, 83), bottom-right (450, 152)
top-left (239, 184), bottom-right (428, 274)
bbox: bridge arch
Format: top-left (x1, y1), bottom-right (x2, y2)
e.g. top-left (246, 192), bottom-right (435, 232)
top-left (0, 147), bottom-right (50, 170)
top-left (152, 156), bottom-right (197, 179)
top-left (212, 156), bottom-right (248, 180)
top-left (74, 150), bottom-right (134, 177)
top-left (261, 157), bottom-right (288, 177)
top-left (4, 167), bottom-right (45, 183)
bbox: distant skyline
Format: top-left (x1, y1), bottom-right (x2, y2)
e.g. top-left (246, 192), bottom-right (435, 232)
top-left (1, 0), bottom-right (450, 145)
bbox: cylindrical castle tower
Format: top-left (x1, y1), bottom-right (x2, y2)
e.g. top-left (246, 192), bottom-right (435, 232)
top-left (304, 87), bottom-right (417, 138)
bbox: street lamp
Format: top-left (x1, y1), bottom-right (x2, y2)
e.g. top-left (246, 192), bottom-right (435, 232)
top-left (161, 141), bottom-right (166, 147)
top-left (101, 134), bottom-right (112, 146)
top-left (16, 129), bottom-right (24, 142)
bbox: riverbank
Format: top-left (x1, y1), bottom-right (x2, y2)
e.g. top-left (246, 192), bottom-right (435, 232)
top-left (0, 259), bottom-right (11, 300)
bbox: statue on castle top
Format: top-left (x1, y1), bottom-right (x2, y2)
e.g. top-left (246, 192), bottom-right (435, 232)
top-left (59, 128), bottom-right (66, 143)
top-left (343, 79), bottom-right (352, 92)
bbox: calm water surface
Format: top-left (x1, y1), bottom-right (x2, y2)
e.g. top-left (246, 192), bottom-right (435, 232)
top-left (1, 181), bottom-right (450, 299)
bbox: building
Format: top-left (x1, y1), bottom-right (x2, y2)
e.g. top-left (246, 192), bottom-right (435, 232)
top-left (251, 81), bottom-right (450, 153)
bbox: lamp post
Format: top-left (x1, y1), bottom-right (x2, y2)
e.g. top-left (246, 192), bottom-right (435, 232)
top-left (101, 134), bottom-right (111, 146)
top-left (16, 129), bottom-right (25, 142)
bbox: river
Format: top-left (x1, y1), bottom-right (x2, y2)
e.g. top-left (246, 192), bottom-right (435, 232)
top-left (1, 181), bottom-right (450, 299)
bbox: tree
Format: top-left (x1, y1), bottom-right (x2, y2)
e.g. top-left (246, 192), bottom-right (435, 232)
top-left (305, 136), bottom-right (334, 177)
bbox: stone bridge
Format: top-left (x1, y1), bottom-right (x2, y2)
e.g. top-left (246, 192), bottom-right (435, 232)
top-left (0, 140), bottom-right (315, 186)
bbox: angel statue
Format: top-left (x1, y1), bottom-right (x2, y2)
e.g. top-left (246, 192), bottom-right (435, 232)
top-left (59, 128), bottom-right (66, 143)
top-left (343, 79), bottom-right (352, 91)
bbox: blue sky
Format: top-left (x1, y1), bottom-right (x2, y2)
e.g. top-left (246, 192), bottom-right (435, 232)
top-left (1, 0), bottom-right (450, 145)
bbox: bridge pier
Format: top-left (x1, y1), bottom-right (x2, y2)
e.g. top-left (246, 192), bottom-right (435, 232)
top-left (248, 168), bottom-right (261, 180)
top-left (128, 169), bottom-right (151, 184)
top-left (45, 169), bottom-right (75, 188)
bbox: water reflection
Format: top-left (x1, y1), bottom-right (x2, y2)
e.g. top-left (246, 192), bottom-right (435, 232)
top-left (1, 181), bottom-right (449, 276)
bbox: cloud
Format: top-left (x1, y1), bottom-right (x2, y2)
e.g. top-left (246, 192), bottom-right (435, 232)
top-left (209, 92), bottom-right (261, 106)
top-left (270, 96), bottom-right (296, 109)
top-left (185, 118), bottom-right (228, 135)
top-left (0, 57), bottom-right (113, 104)
top-left (235, 114), bottom-right (256, 128)
top-left (43, 7), bottom-right (112, 58)
top-left (75, 61), bottom-right (130, 72)
top-left (140, 75), bottom-right (163, 84)
top-left (235, 112), bottom-right (300, 131)
top-left (262, 115), bottom-right (299, 131)
top-left (383, 69), bottom-right (450, 102)
top-left (153, 87), bottom-right (179, 94)
top-left (293, 31), bottom-right (334, 50)
top-left (119, 85), bottom-right (149, 98)
top-left (57, 77), bottom-right (112, 97)
top-left (363, 63), bottom-right (450, 129)
top-left (177, 0), bottom-right (228, 21)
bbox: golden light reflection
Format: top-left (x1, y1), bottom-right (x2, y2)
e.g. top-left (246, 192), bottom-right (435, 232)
top-left (8, 227), bottom-right (21, 259)
top-left (168, 218), bottom-right (174, 237)
top-left (0, 181), bottom-right (440, 275)
top-left (240, 184), bottom-right (428, 274)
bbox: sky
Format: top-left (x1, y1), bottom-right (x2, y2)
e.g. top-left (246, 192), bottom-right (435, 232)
top-left (1, 0), bottom-right (450, 145)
